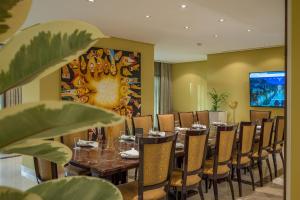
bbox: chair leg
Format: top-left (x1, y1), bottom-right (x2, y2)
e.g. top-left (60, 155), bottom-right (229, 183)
top-left (266, 158), bottom-right (273, 181)
top-left (198, 181), bottom-right (205, 200)
top-left (227, 176), bottom-right (235, 200)
top-left (248, 166), bottom-right (255, 191)
top-left (280, 151), bottom-right (285, 169)
top-left (231, 166), bottom-right (235, 179)
top-left (257, 159), bottom-right (263, 187)
top-left (237, 168), bottom-right (242, 197)
top-left (205, 178), bottom-right (208, 193)
top-left (213, 180), bottom-right (219, 200)
top-left (272, 153), bottom-right (278, 177)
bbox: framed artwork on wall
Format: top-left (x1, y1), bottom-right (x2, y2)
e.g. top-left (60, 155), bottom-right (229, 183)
top-left (61, 47), bottom-right (141, 118)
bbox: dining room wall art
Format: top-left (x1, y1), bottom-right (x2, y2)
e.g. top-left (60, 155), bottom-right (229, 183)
top-left (61, 47), bottom-right (141, 117)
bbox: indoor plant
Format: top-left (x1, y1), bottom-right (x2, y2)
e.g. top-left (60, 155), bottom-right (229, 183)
top-left (208, 88), bottom-right (229, 112)
top-left (0, 1), bottom-right (123, 199)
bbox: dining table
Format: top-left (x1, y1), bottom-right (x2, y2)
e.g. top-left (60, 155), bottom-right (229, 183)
top-left (69, 123), bottom-right (262, 185)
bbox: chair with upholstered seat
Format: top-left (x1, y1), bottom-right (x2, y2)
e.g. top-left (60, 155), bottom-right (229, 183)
top-left (250, 110), bottom-right (271, 125)
top-left (195, 111), bottom-right (210, 128)
top-left (132, 115), bottom-right (153, 135)
top-left (170, 129), bottom-right (209, 200)
top-left (251, 118), bottom-right (274, 187)
top-left (34, 157), bottom-right (63, 183)
top-left (157, 114), bottom-right (175, 132)
top-left (178, 112), bottom-right (194, 128)
top-left (203, 126), bottom-right (236, 200)
top-left (231, 122), bottom-right (256, 197)
top-left (269, 116), bottom-right (285, 177)
top-left (117, 134), bottom-right (177, 200)
top-left (60, 131), bottom-right (91, 176)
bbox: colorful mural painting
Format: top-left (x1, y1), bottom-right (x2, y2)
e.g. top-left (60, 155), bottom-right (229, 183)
top-left (61, 47), bottom-right (141, 117)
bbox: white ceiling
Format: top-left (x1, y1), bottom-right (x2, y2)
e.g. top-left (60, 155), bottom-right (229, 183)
top-left (23, 0), bottom-right (285, 63)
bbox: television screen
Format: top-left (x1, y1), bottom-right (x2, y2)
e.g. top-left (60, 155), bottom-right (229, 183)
top-left (249, 71), bottom-right (285, 108)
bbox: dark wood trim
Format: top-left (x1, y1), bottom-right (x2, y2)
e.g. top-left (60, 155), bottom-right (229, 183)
top-left (33, 157), bottom-right (58, 184)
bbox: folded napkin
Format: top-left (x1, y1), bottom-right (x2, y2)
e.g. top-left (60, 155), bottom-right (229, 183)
top-left (120, 135), bottom-right (135, 141)
top-left (192, 124), bottom-right (207, 129)
top-left (256, 125), bottom-right (262, 129)
top-left (175, 127), bottom-right (190, 131)
top-left (176, 143), bottom-right (184, 149)
top-left (77, 139), bottom-right (98, 148)
top-left (149, 130), bottom-right (166, 137)
top-left (120, 148), bottom-right (139, 159)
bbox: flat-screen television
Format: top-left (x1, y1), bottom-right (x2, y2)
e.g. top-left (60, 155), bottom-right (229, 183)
top-left (249, 71), bottom-right (285, 108)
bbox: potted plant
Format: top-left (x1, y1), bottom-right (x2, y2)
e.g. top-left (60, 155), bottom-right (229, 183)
top-left (208, 88), bottom-right (229, 123)
top-left (0, 1), bottom-right (123, 199)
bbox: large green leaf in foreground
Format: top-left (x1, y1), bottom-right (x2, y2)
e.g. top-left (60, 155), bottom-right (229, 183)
top-left (0, 0), bottom-right (32, 42)
top-left (0, 20), bottom-right (106, 93)
top-left (28, 176), bottom-right (122, 200)
top-left (2, 139), bottom-right (72, 165)
top-left (0, 186), bottom-right (41, 200)
top-left (0, 101), bottom-right (123, 149)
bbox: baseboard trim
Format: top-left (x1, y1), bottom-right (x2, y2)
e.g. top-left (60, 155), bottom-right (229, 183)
top-left (21, 165), bottom-right (37, 183)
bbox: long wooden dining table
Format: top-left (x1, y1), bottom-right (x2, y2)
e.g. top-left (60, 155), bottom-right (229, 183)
top-left (69, 124), bottom-right (261, 184)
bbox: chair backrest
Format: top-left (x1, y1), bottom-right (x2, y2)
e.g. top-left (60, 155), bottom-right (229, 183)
top-left (157, 114), bottom-right (175, 132)
top-left (60, 131), bottom-right (88, 148)
top-left (183, 129), bottom-right (209, 180)
top-left (213, 126), bottom-right (236, 174)
top-left (250, 110), bottom-right (271, 125)
top-left (196, 110), bottom-right (210, 128)
top-left (273, 116), bottom-right (285, 148)
top-left (138, 134), bottom-right (177, 199)
top-left (132, 115), bottom-right (153, 135)
top-left (178, 112), bottom-right (194, 128)
top-left (34, 157), bottom-right (58, 183)
top-left (237, 122), bottom-right (256, 163)
top-left (259, 118), bottom-right (274, 153)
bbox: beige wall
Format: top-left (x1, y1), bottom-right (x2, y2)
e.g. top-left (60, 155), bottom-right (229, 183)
top-left (172, 47), bottom-right (285, 122)
top-left (291, 0), bottom-right (300, 198)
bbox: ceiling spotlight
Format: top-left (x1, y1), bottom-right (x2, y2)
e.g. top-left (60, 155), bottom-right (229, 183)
top-left (181, 4), bottom-right (187, 8)
top-left (247, 29), bottom-right (252, 32)
top-left (219, 18), bottom-right (224, 22)
top-left (214, 34), bottom-right (219, 38)
top-left (88, 0), bottom-right (95, 3)
top-left (184, 26), bottom-right (191, 30)
top-left (145, 15), bottom-right (151, 18)
top-left (196, 42), bottom-right (202, 46)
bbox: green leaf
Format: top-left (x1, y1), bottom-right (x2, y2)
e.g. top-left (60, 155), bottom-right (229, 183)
top-left (0, 20), bottom-right (107, 93)
top-left (0, 0), bottom-right (32, 42)
top-left (2, 139), bottom-right (72, 165)
top-left (0, 101), bottom-right (124, 149)
top-left (0, 186), bottom-right (42, 200)
top-left (27, 176), bottom-right (122, 200)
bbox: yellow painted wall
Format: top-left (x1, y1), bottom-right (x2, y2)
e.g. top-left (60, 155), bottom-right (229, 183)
top-left (173, 47), bottom-right (285, 122)
top-left (291, 0), bottom-right (300, 198)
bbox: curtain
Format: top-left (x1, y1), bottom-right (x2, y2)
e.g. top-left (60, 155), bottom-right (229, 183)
top-left (154, 62), bottom-right (173, 115)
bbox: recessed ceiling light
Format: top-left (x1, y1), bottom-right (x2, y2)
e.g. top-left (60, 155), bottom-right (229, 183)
top-left (181, 4), bottom-right (187, 8)
top-left (196, 42), bottom-right (202, 46)
top-left (184, 26), bottom-right (191, 30)
top-left (247, 29), bottom-right (252, 32)
top-left (219, 18), bottom-right (225, 22)
top-left (214, 34), bottom-right (219, 38)
top-left (145, 15), bottom-right (151, 18)
top-left (88, 0), bottom-right (95, 3)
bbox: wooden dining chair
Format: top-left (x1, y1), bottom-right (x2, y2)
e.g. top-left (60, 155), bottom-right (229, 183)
top-left (117, 134), bottom-right (177, 200)
top-left (132, 115), bottom-right (153, 135)
top-left (178, 112), bottom-right (194, 128)
top-left (269, 116), bottom-right (285, 177)
top-left (34, 157), bottom-right (59, 183)
top-left (157, 114), bottom-right (175, 132)
top-left (170, 129), bottom-right (209, 200)
top-left (250, 110), bottom-right (271, 125)
top-left (251, 118), bottom-right (274, 187)
top-left (231, 122), bottom-right (256, 197)
top-left (203, 126), bottom-right (236, 200)
top-left (60, 131), bottom-right (91, 176)
top-left (196, 111), bottom-right (210, 128)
